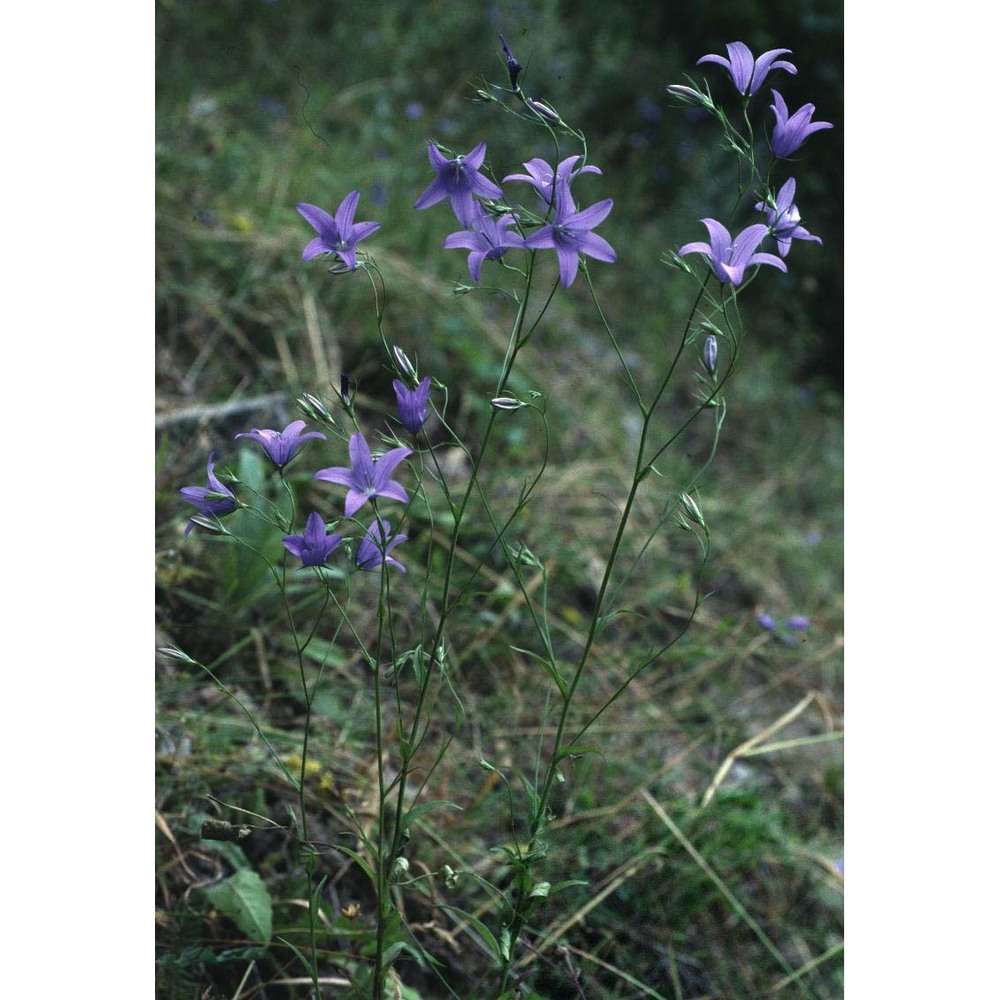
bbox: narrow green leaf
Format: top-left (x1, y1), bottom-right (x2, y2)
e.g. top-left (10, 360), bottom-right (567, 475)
top-left (435, 904), bottom-right (502, 963)
top-left (401, 799), bottom-right (462, 832)
top-left (203, 869), bottom-right (272, 943)
top-left (333, 843), bottom-right (376, 887)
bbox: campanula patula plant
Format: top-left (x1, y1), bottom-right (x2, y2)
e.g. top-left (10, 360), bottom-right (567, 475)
top-left (164, 31), bottom-right (835, 999)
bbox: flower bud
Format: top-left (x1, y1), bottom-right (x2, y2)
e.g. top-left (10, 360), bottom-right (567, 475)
top-left (499, 33), bottom-right (522, 89)
top-left (392, 345), bottom-right (418, 381)
top-left (298, 392), bottom-right (333, 422)
top-left (525, 97), bottom-right (561, 123)
top-left (490, 396), bottom-right (524, 411)
top-left (679, 491), bottom-right (705, 528)
top-left (340, 372), bottom-right (355, 409)
top-left (702, 335), bottom-right (718, 376)
top-left (666, 84), bottom-right (713, 110)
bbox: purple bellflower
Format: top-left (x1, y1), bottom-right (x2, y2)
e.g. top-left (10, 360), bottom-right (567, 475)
top-left (443, 207), bottom-right (524, 281)
top-left (179, 453), bottom-right (237, 534)
top-left (754, 178), bottom-right (822, 258)
top-left (282, 512), bottom-right (343, 567)
top-left (313, 431), bottom-right (412, 519)
top-left (502, 155), bottom-right (602, 209)
top-left (413, 141), bottom-right (504, 228)
top-left (235, 420), bottom-right (326, 469)
top-left (393, 376), bottom-right (432, 434)
top-left (769, 91), bottom-right (833, 158)
top-left (678, 219), bottom-right (787, 286)
top-left (297, 192), bottom-right (381, 271)
top-left (522, 179), bottom-right (616, 288)
top-left (356, 518), bottom-right (408, 573)
top-left (696, 41), bottom-right (797, 97)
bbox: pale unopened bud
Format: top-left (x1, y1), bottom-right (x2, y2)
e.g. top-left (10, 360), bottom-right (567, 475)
top-left (525, 97), bottom-right (561, 123)
top-left (702, 335), bottom-right (718, 375)
top-left (491, 396), bottom-right (524, 411)
top-left (679, 492), bottom-right (706, 528)
top-left (666, 84), bottom-right (713, 110)
top-left (298, 392), bottom-right (333, 422)
top-left (392, 345), bottom-right (418, 381)
top-left (391, 856), bottom-right (410, 882)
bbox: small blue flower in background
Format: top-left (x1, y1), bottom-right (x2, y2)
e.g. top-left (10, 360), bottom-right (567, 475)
top-left (503, 155), bottom-right (603, 209)
top-left (283, 512), bottom-right (343, 567)
top-left (522, 178), bottom-right (616, 288)
top-left (413, 141), bottom-right (504, 227)
top-left (357, 518), bottom-right (408, 573)
top-left (404, 101), bottom-right (424, 121)
top-left (755, 178), bottom-right (822, 258)
top-left (314, 432), bottom-right (412, 518)
top-left (679, 219), bottom-right (787, 286)
top-left (757, 612), bottom-right (776, 631)
top-left (787, 615), bottom-right (811, 631)
top-left (768, 91), bottom-right (833, 159)
top-left (443, 207), bottom-right (524, 281)
top-left (235, 420), bottom-right (325, 469)
top-left (696, 41), bottom-right (797, 97)
top-left (393, 376), bottom-right (432, 434)
top-left (179, 453), bottom-right (237, 534)
top-left (297, 192), bottom-right (381, 271)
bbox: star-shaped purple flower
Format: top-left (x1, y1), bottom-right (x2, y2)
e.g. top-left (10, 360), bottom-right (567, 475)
top-left (282, 512), bottom-right (344, 567)
top-left (297, 191), bottom-right (381, 271)
top-left (522, 179), bottom-right (616, 288)
top-left (678, 219), bottom-right (787, 286)
top-left (393, 375), bottom-right (432, 434)
top-left (769, 90), bottom-right (833, 159)
top-left (443, 207), bottom-right (524, 281)
top-left (179, 453), bottom-right (237, 534)
top-left (502, 155), bottom-right (602, 208)
top-left (235, 420), bottom-right (326, 469)
top-left (356, 518), bottom-right (408, 573)
top-left (313, 432), bottom-right (412, 518)
top-left (696, 41), bottom-right (797, 97)
top-left (413, 141), bottom-right (504, 227)
top-left (754, 178), bottom-right (822, 258)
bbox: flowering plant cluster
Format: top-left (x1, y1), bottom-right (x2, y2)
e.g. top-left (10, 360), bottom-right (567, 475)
top-left (672, 40), bottom-right (832, 287)
top-left (170, 32), bottom-right (833, 998)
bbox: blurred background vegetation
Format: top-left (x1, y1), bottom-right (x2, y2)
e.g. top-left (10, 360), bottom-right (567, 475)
top-left (156, 1), bottom-right (843, 996)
